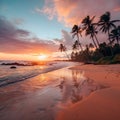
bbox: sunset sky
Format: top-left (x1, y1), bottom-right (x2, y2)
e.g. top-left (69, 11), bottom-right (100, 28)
top-left (0, 0), bottom-right (120, 61)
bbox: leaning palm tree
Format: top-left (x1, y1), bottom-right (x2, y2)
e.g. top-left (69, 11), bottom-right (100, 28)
top-left (98, 12), bottom-right (120, 43)
top-left (81, 15), bottom-right (100, 48)
top-left (59, 43), bottom-right (70, 60)
top-left (109, 26), bottom-right (120, 45)
top-left (71, 25), bottom-right (83, 51)
top-left (85, 25), bottom-right (98, 48)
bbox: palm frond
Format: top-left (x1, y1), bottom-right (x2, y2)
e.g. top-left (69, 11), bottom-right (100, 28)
top-left (111, 20), bottom-right (120, 23)
top-left (91, 16), bottom-right (95, 22)
top-left (99, 26), bottom-right (104, 31)
top-left (71, 25), bottom-right (78, 33)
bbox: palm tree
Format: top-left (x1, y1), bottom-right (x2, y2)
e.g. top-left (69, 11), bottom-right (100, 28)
top-left (109, 26), bottom-right (120, 45)
top-left (81, 15), bottom-right (100, 48)
top-left (85, 25), bottom-right (98, 48)
top-left (98, 12), bottom-right (120, 43)
top-left (72, 40), bottom-right (80, 52)
top-left (89, 43), bottom-right (94, 48)
top-left (71, 25), bottom-right (83, 51)
top-left (59, 43), bottom-right (70, 60)
top-left (71, 51), bottom-right (75, 61)
top-left (88, 43), bottom-right (94, 52)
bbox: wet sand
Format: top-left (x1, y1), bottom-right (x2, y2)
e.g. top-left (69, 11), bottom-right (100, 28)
top-left (56, 64), bottom-right (120, 120)
top-left (0, 64), bottom-right (120, 120)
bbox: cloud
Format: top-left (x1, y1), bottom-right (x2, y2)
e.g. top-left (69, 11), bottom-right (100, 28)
top-left (35, 7), bottom-right (55, 20)
top-left (53, 29), bottom-right (73, 50)
top-left (61, 30), bottom-right (73, 47)
top-left (35, 0), bottom-right (56, 20)
top-left (114, 7), bottom-right (120, 12)
top-left (16, 29), bottom-right (30, 37)
top-left (40, 0), bottom-right (120, 26)
top-left (38, 0), bottom-right (120, 47)
top-left (0, 16), bottom-right (58, 54)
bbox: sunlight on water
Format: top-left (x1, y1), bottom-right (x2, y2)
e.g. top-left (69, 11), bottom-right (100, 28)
top-left (0, 61), bottom-right (77, 87)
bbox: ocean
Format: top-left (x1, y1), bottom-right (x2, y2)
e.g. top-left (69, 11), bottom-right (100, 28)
top-left (0, 60), bottom-right (77, 87)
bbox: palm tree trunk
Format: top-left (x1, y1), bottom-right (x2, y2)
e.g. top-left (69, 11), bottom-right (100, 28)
top-left (94, 34), bottom-right (100, 47)
top-left (108, 30), bottom-right (114, 56)
top-left (108, 30), bottom-right (111, 43)
top-left (77, 34), bottom-right (83, 52)
top-left (64, 51), bottom-right (70, 60)
top-left (92, 37), bottom-right (98, 49)
top-left (79, 43), bottom-right (83, 52)
top-left (116, 37), bottom-right (119, 45)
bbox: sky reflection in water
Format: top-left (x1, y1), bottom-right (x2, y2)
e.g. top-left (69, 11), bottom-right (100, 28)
top-left (54, 68), bottom-right (108, 108)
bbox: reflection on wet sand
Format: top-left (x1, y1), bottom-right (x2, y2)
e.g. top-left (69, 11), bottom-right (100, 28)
top-left (57, 69), bottom-right (108, 106)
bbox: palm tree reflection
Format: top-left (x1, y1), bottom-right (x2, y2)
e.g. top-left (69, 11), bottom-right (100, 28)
top-left (58, 77), bottom-right (65, 92)
top-left (57, 69), bottom-right (107, 104)
top-left (71, 69), bottom-right (84, 103)
top-left (72, 69), bottom-right (81, 88)
top-left (71, 89), bottom-right (83, 103)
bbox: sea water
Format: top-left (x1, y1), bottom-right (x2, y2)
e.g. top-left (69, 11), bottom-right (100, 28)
top-left (0, 60), bottom-right (76, 87)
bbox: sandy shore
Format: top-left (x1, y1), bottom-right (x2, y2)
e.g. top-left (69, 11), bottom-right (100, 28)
top-left (56, 64), bottom-right (120, 120)
top-left (0, 64), bottom-right (120, 120)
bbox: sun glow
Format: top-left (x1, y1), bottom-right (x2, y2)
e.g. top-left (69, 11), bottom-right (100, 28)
top-left (38, 54), bottom-right (47, 60)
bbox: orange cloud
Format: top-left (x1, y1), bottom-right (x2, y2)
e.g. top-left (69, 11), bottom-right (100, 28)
top-left (114, 7), bottom-right (120, 11)
top-left (40, 0), bottom-right (120, 26)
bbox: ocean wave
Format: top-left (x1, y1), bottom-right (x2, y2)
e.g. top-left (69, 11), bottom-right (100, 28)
top-left (0, 61), bottom-right (77, 87)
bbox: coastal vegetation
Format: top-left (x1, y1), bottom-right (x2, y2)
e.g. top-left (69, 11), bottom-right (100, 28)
top-left (60, 12), bottom-right (120, 64)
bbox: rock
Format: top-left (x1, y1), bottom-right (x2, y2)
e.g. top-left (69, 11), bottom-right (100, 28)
top-left (10, 66), bottom-right (17, 69)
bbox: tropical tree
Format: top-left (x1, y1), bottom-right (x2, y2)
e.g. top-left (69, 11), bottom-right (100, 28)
top-left (70, 12), bottom-right (120, 63)
top-left (59, 43), bottom-right (70, 60)
top-left (113, 43), bottom-right (120, 54)
top-left (109, 26), bottom-right (120, 45)
top-left (71, 51), bottom-right (76, 61)
top-left (89, 43), bottom-right (94, 49)
top-left (85, 25), bottom-right (99, 48)
top-left (81, 15), bottom-right (100, 48)
top-left (98, 12), bottom-right (120, 43)
top-left (72, 40), bottom-right (80, 52)
top-left (71, 25), bottom-right (83, 51)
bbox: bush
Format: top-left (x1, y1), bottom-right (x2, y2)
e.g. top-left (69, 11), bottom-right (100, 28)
top-left (96, 54), bottom-right (120, 64)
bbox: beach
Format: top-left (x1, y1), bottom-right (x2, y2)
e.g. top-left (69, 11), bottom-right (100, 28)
top-left (0, 63), bottom-right (120, 120)
top-left (1, 1), bottom-right (120, 120)
top-left (56, 64), bottom-right (120, 120)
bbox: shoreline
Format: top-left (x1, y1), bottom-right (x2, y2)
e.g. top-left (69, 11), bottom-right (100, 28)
top-left (0, 61), bottom-right (78, 87)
